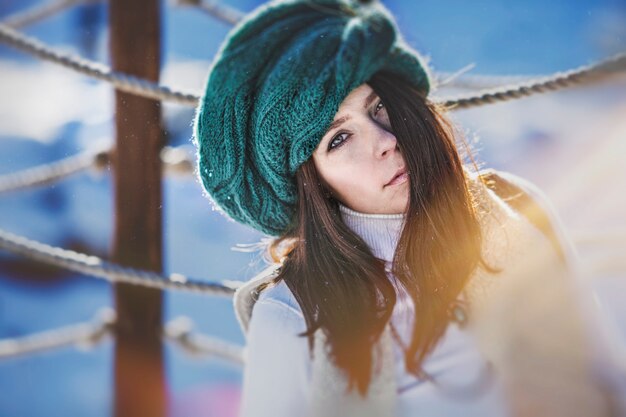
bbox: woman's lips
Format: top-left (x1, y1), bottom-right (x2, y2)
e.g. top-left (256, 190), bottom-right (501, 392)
top-left (386, 171), bottom-right (408, 186)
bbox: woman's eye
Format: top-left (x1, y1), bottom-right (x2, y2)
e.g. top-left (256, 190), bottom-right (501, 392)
top-left (374, 100), bottom-right (391, 130)
top-left (326, 101), bottom-right (384, 152)
top-left (328, 132), bottom-right (349, 151)
top-left (375, 100), bottom-right (385, 115)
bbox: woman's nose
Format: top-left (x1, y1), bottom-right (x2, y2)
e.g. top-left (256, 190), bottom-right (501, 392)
top-left (373, 124), bottom-right (398, 159)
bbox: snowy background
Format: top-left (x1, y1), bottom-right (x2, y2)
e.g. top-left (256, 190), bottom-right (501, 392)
top-left (0, 0), bottom-right (625, 416)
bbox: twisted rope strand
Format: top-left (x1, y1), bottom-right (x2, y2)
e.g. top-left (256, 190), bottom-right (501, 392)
top-left (436, 72), bottom-right (537, 90)
top-left (0, 228), bottom-right (242, 296)
top-left (440, 52), bottom-right (626, 110)
top-left (174, 0), bottom-right (244, 25)
top-left (0, 308), bottom-right (114, 359)
top-left (0, 145), bottom-right (196, 194)
top-left (1, 0), bottom-right (99, 29)
top-left (0, 309), bottom-right (245, 364)
top-left (164, 316), bottom-right (244, 364)
top-left (0, 23), bottom-right (200, 105)
top-left (0, 149), bottom-right (106, 194)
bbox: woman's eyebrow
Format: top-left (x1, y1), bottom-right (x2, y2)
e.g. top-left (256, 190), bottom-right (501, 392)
top-left (363, 90), bottom-right (378, 109)
top-left (325, 115), bottom-right (351, 136)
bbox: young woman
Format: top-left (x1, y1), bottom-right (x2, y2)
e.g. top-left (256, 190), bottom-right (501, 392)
top-left (193, 0), bottom-right (623, 416)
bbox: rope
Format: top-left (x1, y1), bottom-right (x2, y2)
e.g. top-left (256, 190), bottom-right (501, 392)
top-left (164, 316), bottom-right (244, 364)
top-left (0, 308), bottom-right (114, 359)
top-left (440, 52), bottom-right (626, 110)
top-left (1, 22), bottom-right (625, 110)
top-left (0, 228), bottom-right (242, 297)
top-left (174, 0), bottom-right (244, 25)
top-left (0, 309), bottom-right (245, 365)
top-left (0, 23), bottom-right (199, 106)
top-left (0, 148), bottom-right (108, 194)
top-left (433, 61), bottom-right (561, 90)
top-left (436, 65), bottom-right (535, 90)
top-left (0, 145), bottom-right (195, 194)
top-left (1, 0), bottom-right (99, 29)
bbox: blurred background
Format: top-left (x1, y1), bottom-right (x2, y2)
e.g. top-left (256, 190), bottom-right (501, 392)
top-left (0, 0), bottom-right (625, 416)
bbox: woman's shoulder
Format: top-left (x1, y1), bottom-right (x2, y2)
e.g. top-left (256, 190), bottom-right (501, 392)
top-left (466, 167), bottom-right (558, 231)
top-left (463, 168), bottom-right (581, 309)
top-left (468, 167), bottom-right (550, 209)
top-left (465, 167), bottom-right (521, 229)
top-left (467, 167), bottom-right (575, 264)
top-left (466, 167), bottom-right (556, 217)
top-left (248, 282), bottom-right (307, 345)
top-left (233, 262), bottom-right (304, 336)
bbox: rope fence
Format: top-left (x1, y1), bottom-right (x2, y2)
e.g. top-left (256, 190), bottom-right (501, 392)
top-left (0, 0), bottom-right (247, 371)
top-left (435, 63), bottom-right (545, 90)
top-left (0, 227), bottom-right (623, 361)
top-left (0, 308), bottom-right (245, 364)
top-left (0, 145), bottom-right (195, 195)
top-left (0, 148), bottom-right (107, 194)
top-left (0, 227), bottom-right (242, 297)
top-left (0, 308), bottom-right (114, 359)
top-left (0, 23), bottom-right (199, 105)
top-left (1, 22), bottom-right (625, 110)
top-left (442, 52), bottom-right (626, 110)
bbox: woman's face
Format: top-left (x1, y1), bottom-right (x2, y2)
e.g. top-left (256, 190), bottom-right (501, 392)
top-left (312, 83), bottom-right (409, 214)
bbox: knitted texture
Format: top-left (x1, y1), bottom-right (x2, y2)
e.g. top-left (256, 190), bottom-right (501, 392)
top-left (192, 0), bottom-right (433, 236)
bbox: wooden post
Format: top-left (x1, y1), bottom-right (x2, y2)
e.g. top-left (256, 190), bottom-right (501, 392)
top-left (109, 0), bottom-right (166, 416)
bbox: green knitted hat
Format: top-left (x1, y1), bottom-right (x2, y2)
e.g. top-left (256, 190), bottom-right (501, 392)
top-left (193, 0), bottom-right (433, 236)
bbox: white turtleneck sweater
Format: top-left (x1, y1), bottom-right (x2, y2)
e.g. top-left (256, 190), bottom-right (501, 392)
top-left (238, 202), bottom-right (511, 417)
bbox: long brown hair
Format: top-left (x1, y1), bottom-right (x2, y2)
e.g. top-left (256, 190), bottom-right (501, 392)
top-left (259, 70), bottom-right (500, 397)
